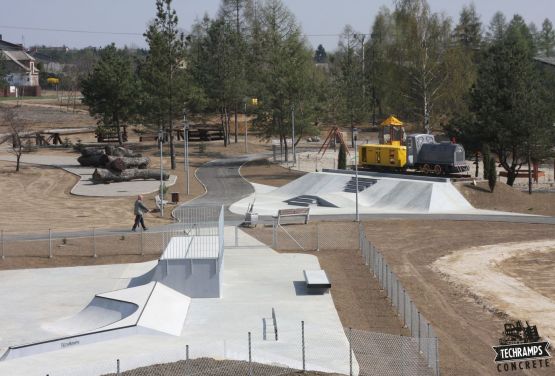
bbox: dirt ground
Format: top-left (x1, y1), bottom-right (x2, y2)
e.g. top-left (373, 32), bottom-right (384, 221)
top-left (240, 159), bottom-right (306, 187)
top-left (0, 140), bottom-right (271, 232)
top-left (359, 220), bottom-right (555, 376)
top-left (500, 249), bottom-right (555, 300)
top-left (455, 180), bottom-right (555, 216)
top-left (433, 240), bottom-right (555, 343)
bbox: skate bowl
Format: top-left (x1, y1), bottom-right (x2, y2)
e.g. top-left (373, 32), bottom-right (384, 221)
top-left (230, 170), bottom-right (485, 216)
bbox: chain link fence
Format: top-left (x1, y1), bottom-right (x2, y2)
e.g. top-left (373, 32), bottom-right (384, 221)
top-left (41, 322), bottom-right (435, 376)
top-left (0, 228), bottom-right (167, 260)
top-left (242, 221), bottom-right (440, 376)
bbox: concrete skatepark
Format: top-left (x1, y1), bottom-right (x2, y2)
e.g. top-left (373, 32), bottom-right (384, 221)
top-left (0, 213), bottom-right (353, 375)
top-left (231, 169), bottom-right (513, 217)
top-left (0, 157), bottom-right (550, 375)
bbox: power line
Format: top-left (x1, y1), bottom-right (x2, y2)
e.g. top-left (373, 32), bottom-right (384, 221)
top-left (0, 25), bottom-right (142, 36)
top-left (0, 25), bottom-right (363, 38)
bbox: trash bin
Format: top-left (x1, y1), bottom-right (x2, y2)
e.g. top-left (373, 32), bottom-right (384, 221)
top-left (171, 192), bottom-right (179, 203)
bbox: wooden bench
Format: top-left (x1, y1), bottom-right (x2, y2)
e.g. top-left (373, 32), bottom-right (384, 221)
top-left (273, 208), bottom-right (310, 226)
top-left (303, 270), bottom-right (331, 294)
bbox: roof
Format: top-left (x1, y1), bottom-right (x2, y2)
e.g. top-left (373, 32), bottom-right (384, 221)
top-left (534, 56), bottom-right (555, 66)
top-left (380, 115), bottom-right (404, 127)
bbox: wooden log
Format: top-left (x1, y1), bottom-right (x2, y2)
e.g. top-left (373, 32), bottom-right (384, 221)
top-left (99, 155), bottom-right (150, 169)
top-left (105, 145), bottom-right (141, 157)
top-left (77, 154), bottom-right (105, 167)
top-left (106, 157), bottom-right (126, 172)
top-left (92, 168), bottom-right (169, 183)
top-left (81, 147), bottom-right (105, 157)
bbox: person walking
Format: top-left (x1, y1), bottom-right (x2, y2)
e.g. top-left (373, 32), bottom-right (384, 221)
top-left (132, 195), bottom-right (150, 231)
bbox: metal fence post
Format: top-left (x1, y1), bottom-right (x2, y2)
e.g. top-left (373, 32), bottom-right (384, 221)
top-left (435, 336), bottom-right (440, 376)
top-left (426, 323), bottom-right (431, 365)
top-left (186, 344), bottom-right (189, 360)
top-left (301, 321), bottom-right (306, 371)
top-left (409, 300), bottom-right (413, 336)
top-left (417, 311), bottom-right (421, 352)
top-left (116, 359), bottom-right (120, 375)
top-left (248, 331), bottom-right (252, 376)
top-left (234, 226), bottom-right (239, 247)
top-left (48, 229), bottom-right (52, 259)
top-left (349, 327), bottom-right (353, 376)
top-left (140, 227), bottom-right (144, 256)
top-left (316, 223), bottom-right (320, 251)
top-left (1, 229), bottom-right (4, 260)
top-left (272, 219), bottom-right (277, 248)
top-left (92, 228), bottom-right (97, 258)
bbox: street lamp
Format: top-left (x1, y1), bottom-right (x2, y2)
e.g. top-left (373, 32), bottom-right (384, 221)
top-left (292, 103), bottom-right (296, 165)
top-left (183, 112), bottom-right (190, 196)
top-left (158, 128), bottom-right (165, 217)
top-left (244, 97), bottom-right (258, 154)
top-left (354, 128), bottom-right (360, 221)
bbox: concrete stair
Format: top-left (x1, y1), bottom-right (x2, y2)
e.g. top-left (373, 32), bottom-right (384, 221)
top-left (343, 177), bottom-right (377, 193)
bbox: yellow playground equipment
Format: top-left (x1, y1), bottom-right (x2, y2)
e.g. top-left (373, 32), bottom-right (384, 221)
top-left (358, 115), bottom-right (408, 169)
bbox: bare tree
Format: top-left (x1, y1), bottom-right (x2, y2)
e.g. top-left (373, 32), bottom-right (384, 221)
top-left (2, 107), bottom-right (27, 172)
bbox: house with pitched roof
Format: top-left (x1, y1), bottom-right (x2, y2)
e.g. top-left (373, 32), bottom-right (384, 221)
top-left (0, 34), bottom-right (41, 96)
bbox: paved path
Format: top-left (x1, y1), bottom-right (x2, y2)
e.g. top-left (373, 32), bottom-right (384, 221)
top-left (173, 153), bottom-right (268, 221)
top-left (0, 153), bottom-right (177, 197)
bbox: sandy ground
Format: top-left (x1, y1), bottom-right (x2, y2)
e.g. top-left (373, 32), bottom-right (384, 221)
top-left (0, 140), bottom-right (270, 232)
top-left (433, 240), bottom-right (555, 343)
top-left (240, 159), bottom-right (306, 187)
top-left (356, 220), bottom-right (555, 376)
top-left (500, 249), bottom-right (555, 300)
top-left (456, 181), bottom-right (555, 216)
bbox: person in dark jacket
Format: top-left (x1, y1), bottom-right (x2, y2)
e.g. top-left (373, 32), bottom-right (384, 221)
top-left (132, 195), bottom-right (150, 231)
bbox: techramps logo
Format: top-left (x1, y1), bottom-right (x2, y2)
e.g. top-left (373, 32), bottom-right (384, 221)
top-left (493, 320), bottom-right (551, 373)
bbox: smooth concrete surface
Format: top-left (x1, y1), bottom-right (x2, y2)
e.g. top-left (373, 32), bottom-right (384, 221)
top-left (0, 154), bottom-right (177, 197)
top-left (230, 171), bottom-right (521, 217)
top-left (0, 227), bottom-right (352, 375)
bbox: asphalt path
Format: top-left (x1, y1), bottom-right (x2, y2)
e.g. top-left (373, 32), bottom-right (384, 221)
top-left (173, 153), bottom-right (268, 222)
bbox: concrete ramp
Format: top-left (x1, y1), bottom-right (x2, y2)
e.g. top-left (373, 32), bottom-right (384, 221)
top-left (230, 171), bottom-right (479, 216)
top-left (1, 282), bottom-right (190, 361)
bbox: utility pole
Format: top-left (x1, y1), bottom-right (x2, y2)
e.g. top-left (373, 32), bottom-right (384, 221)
top-left (244, 102), bottom-right (248, 153)
top-left (183, 112), bottom-right (190, 196)
top-left (371, 33), bottom-right (378, 127)
top-left (158, 127), bottom-right (165, 217)
top-left (292, 103), bottom-right (296, 164)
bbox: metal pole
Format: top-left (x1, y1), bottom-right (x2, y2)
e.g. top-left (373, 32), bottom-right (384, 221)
top-left (349, 327), bottom-right (353, 376)
top-left (48, 229), bottom-right (52, 259)
top-left (244, 102), bottom-right (248, 153)
top-left (140, 227), bottom-right (144, 256)
top-left (235, 226), bottom-right (239, 247)
top-left (92, 228), bottom-right (97, 258)
top-left (1, 229), bottom-right (4, 260)
top-left (248, 331), bottom-right (252, 376)
top-left (292, 104), bottom-right (296, 164)
top-left (355, 131), bottom-right (359, 222)
top-left (116, 359), bottom-right (120, 375)
top-left (186, 344), bottom-right (189, 360)
top-left (184, 115), bottom-right (190, 196)
top-left (159, 129), bottom-right (164, 217)
top-left (301, 320), bottom-right (306, 371)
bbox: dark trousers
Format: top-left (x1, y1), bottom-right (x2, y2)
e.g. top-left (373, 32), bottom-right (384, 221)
top-left (132, 215), bottom-right (146, 230)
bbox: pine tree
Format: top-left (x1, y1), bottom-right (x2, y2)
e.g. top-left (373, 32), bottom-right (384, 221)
top-left (314, 44), bottom-right (327, 63)
top-left (81, 44), bottom-right (138, 145)
top-left (482, 144), bottom-right (490, 179)
top-left (538, 19), bottom-right (555, 56)
top-left (488, 156), bottom-right (497, 192)
top-left (338, 143), bottom-right (347, 170)
top-left (141, 0), bottom-right (188, 169)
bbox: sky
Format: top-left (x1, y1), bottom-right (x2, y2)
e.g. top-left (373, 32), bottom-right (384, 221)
top-left (0, 0), bottom-right (553, 52)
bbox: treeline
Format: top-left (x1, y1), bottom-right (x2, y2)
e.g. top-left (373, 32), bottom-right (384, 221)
top-left (79, 0), bottom-right (555, 185)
